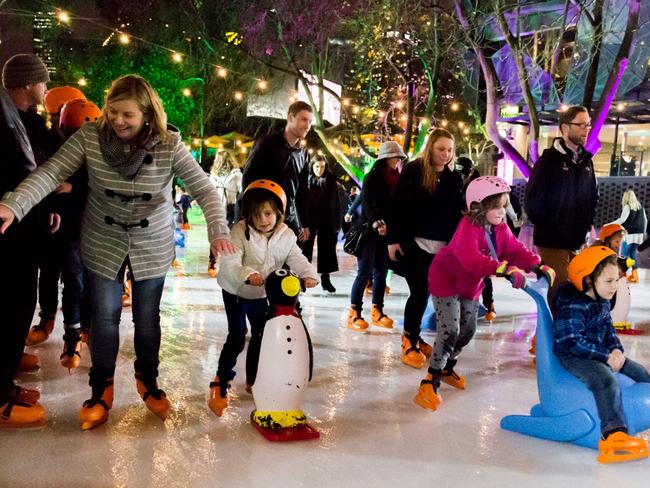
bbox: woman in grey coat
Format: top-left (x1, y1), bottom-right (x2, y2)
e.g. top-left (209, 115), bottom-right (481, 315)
top-left (0, 74), bottom-right (234, 429)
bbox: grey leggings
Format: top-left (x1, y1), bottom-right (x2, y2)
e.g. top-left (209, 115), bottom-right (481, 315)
top-left (430, 296), bottom-right (479, 370)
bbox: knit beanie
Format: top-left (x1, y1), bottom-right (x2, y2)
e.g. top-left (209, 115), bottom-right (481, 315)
top-left (2, 54), bottom-right (50, 89)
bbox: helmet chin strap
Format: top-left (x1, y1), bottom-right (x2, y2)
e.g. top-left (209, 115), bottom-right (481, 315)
top-left (587, 274), bottom-right (604, 301)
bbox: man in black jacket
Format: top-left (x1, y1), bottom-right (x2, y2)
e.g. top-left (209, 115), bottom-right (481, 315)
top-left (525, 105), bottom-right (598, 302)
top-left (0, 54), bottom-right (51, 426)
top-left (242, 101), bottom-right (313, 241)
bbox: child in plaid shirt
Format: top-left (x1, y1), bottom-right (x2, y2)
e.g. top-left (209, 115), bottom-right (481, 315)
top-left (553, 246), bottom-right (650, 461)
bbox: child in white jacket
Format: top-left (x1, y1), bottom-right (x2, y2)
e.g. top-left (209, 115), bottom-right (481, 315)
top-left (210, 180), bottom-right (318, 416)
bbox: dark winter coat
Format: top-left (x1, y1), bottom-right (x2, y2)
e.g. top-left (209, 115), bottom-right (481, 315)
top-left (359, 159), bottom-right (398, 226)
top-left (242, 130), bottom-right (309, 233)
top-left (525, 137), bottom-right (598, 250)
top-left (387, 159), bottom-right (465, 248)
top-left (304, 169), bottom-right (341, 233)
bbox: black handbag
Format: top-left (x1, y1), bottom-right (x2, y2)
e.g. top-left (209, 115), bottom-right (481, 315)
top-left (343, 222), bottom-right (370, 257)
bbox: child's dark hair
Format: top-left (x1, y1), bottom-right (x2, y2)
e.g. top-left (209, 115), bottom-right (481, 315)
top-left (603, 231), bottom-right (624, 250)
top-left (584, 254), bottom-right (618, 290)
top-left (240, 188), bottom-right (284, 229)
top-left (467, 192), bottom-right (509, 226)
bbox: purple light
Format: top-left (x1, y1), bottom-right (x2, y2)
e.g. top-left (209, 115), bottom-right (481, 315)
top-left (585, 58), bottom-right (629, 155)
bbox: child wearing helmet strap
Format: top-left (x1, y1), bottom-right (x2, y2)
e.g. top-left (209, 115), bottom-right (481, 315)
top-left (554, 246), bottom-right (650, 463)
top-left (210, 180), bottom-right (318, 417)
top-left (414, 176), bottom-right (550, 412)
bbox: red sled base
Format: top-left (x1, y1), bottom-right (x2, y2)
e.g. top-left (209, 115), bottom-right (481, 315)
top-left (250, 414), bottom-right (320, 442)
top-left (617, 329), bottom-right (644, 335)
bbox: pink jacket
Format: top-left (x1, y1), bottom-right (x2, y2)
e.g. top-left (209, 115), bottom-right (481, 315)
top-left (429, 216), bottom-right (540, 300)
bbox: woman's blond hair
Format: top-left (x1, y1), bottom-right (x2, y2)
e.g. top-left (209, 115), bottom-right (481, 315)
top-left (97, 74), bottom-right (173, 144)
top-left (622, 188), bottom-right (642, 211)
top-left (420, 128), bottom-right (455, 193)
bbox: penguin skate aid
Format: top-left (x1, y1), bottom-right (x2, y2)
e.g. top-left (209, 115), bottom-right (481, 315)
top-left (211, 180), bottom-right (319, 426)
top-left (594, 223), bottom-right (642, 335)
top-left (501, 246), bottom-right (650, 464)
top-left (415, 176), bottom-right (554, 412)
top-left (0, 74), bottom-right (235, 430)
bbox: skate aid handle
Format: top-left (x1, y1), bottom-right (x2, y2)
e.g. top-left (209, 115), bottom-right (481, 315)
top-left (534, 264), bottom-right (556, 287)
top-left (496, 263), bottom-right (527, 289)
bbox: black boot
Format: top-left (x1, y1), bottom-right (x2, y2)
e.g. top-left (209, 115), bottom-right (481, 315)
top-left (321, 273), bottom-right (336, 293)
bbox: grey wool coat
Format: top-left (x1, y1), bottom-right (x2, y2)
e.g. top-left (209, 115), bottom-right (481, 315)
top-left (1, 123), bottom-right (229, 280)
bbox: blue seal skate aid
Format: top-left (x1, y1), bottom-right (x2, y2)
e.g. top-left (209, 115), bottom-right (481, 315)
top-left (500, 278), bottom-right (650, 449)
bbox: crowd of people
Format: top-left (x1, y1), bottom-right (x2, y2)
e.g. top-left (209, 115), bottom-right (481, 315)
top-left (1, 52), bottom-right (649, 464)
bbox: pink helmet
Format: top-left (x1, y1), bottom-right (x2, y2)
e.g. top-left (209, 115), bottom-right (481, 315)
top-left (465, 176), bottom-right (510, 208)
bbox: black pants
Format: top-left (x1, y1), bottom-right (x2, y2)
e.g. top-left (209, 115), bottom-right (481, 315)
top-left (402, 245), bottom-right (435, 340)
top-left (36, 230), bottom-right (63, 318)
top-left (0, 216), bottom-right (39, 403)
top-left (302, 223), bottom-right (339, 274)
top-left (217, 290), bottom-right (269, 385)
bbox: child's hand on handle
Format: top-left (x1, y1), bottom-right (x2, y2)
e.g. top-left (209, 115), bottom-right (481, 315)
top-left (0, 204), bottom-right (16, 234)
top-left (302, 278), bottom-right (318, 289)
top-left (534, 264), bottom-right (556, 287)
top-left (496, 262), bottom-right (527, 289)
top-left (246, 273), bottom-right (265, 286)
top-left (607, 349), bottom-right (625, 372)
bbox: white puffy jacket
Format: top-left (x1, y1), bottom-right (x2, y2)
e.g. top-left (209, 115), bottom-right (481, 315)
top-left (217, 220), bottom-right (318, 299)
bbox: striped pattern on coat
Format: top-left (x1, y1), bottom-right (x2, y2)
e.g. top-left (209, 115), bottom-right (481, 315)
top-left (1, 123), bottom-right (229, 280)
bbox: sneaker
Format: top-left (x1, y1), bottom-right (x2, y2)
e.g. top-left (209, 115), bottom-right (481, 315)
top-left (346, 306), bottom-right (368, 332)
top-left (370, 305), bottom-right (393, 328)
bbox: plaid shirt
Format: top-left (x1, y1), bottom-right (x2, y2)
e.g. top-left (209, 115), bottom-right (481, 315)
top-left (553, 282), bottom-right (623, 363)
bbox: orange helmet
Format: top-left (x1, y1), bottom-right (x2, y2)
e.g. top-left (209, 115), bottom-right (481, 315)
top-left (568, 246), bottom-right (617, 291)
top-left (599, 223), bottom-right (625, 241)
top-left (44, 86), bottom-right (86, 114)
top-left (242, 179), bottom-right (287, 213)
top-left (59, 99), bottom-right (102, 130)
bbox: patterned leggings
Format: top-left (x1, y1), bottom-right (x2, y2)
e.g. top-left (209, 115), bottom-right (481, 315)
top-left (430, 296), bottom-right (479, 370)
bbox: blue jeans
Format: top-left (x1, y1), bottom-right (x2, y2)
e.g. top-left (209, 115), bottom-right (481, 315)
top-left (559, 355), bottom-right (650, 434)
top-left (61, 240), bottom-right (90, 328)
top-left (217, 290), bottom-right (269, 386)
top-left (350, 232), bottom-right (388, 309)
top-left (87, 264), bottom-right (166, 382)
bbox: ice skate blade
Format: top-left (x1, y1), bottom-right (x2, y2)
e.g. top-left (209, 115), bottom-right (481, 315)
top-left (597, 447), bottom-right (649, 464)
top-left (0, 417), bottom-right (47, 430)
top-left (441, 375), bottom-right (465, 390)
top-left (80, 414), bottom-right (108, 431)
top-left (414, 393), bottom-right (441, 412)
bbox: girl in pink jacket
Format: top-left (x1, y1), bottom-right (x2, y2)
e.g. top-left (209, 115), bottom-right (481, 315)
top-left (414, 176), bottom-right (554, 412)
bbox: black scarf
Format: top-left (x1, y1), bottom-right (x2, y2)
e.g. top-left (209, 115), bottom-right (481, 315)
top-left (98, 125), bottom-right (159, 179)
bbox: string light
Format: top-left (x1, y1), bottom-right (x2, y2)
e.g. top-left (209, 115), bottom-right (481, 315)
top-left (616, 102), bottom-right (625, 112)
top-left (451, 102), bottom-right (460, 111)
top-left (217, 67), bottom-right (228, 78)
top-left (172, 52), bottom-right (183, 63)
top-left (118, 33), bottom-right (130, 45)
top-left (78, 77), bottom-right (87, 87)
top-left (56, 9), bottom-right (70, 24)
top-left (257, 79), bottom-right (268, 90)
top-left (182, 88), bottom-right (192, 97)
top-left (441, 120), bottom-right (448, 127)
top-left (233, 91), bottom-right (244, 101)
top-left (457, 121), bottom-right (465, 128)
